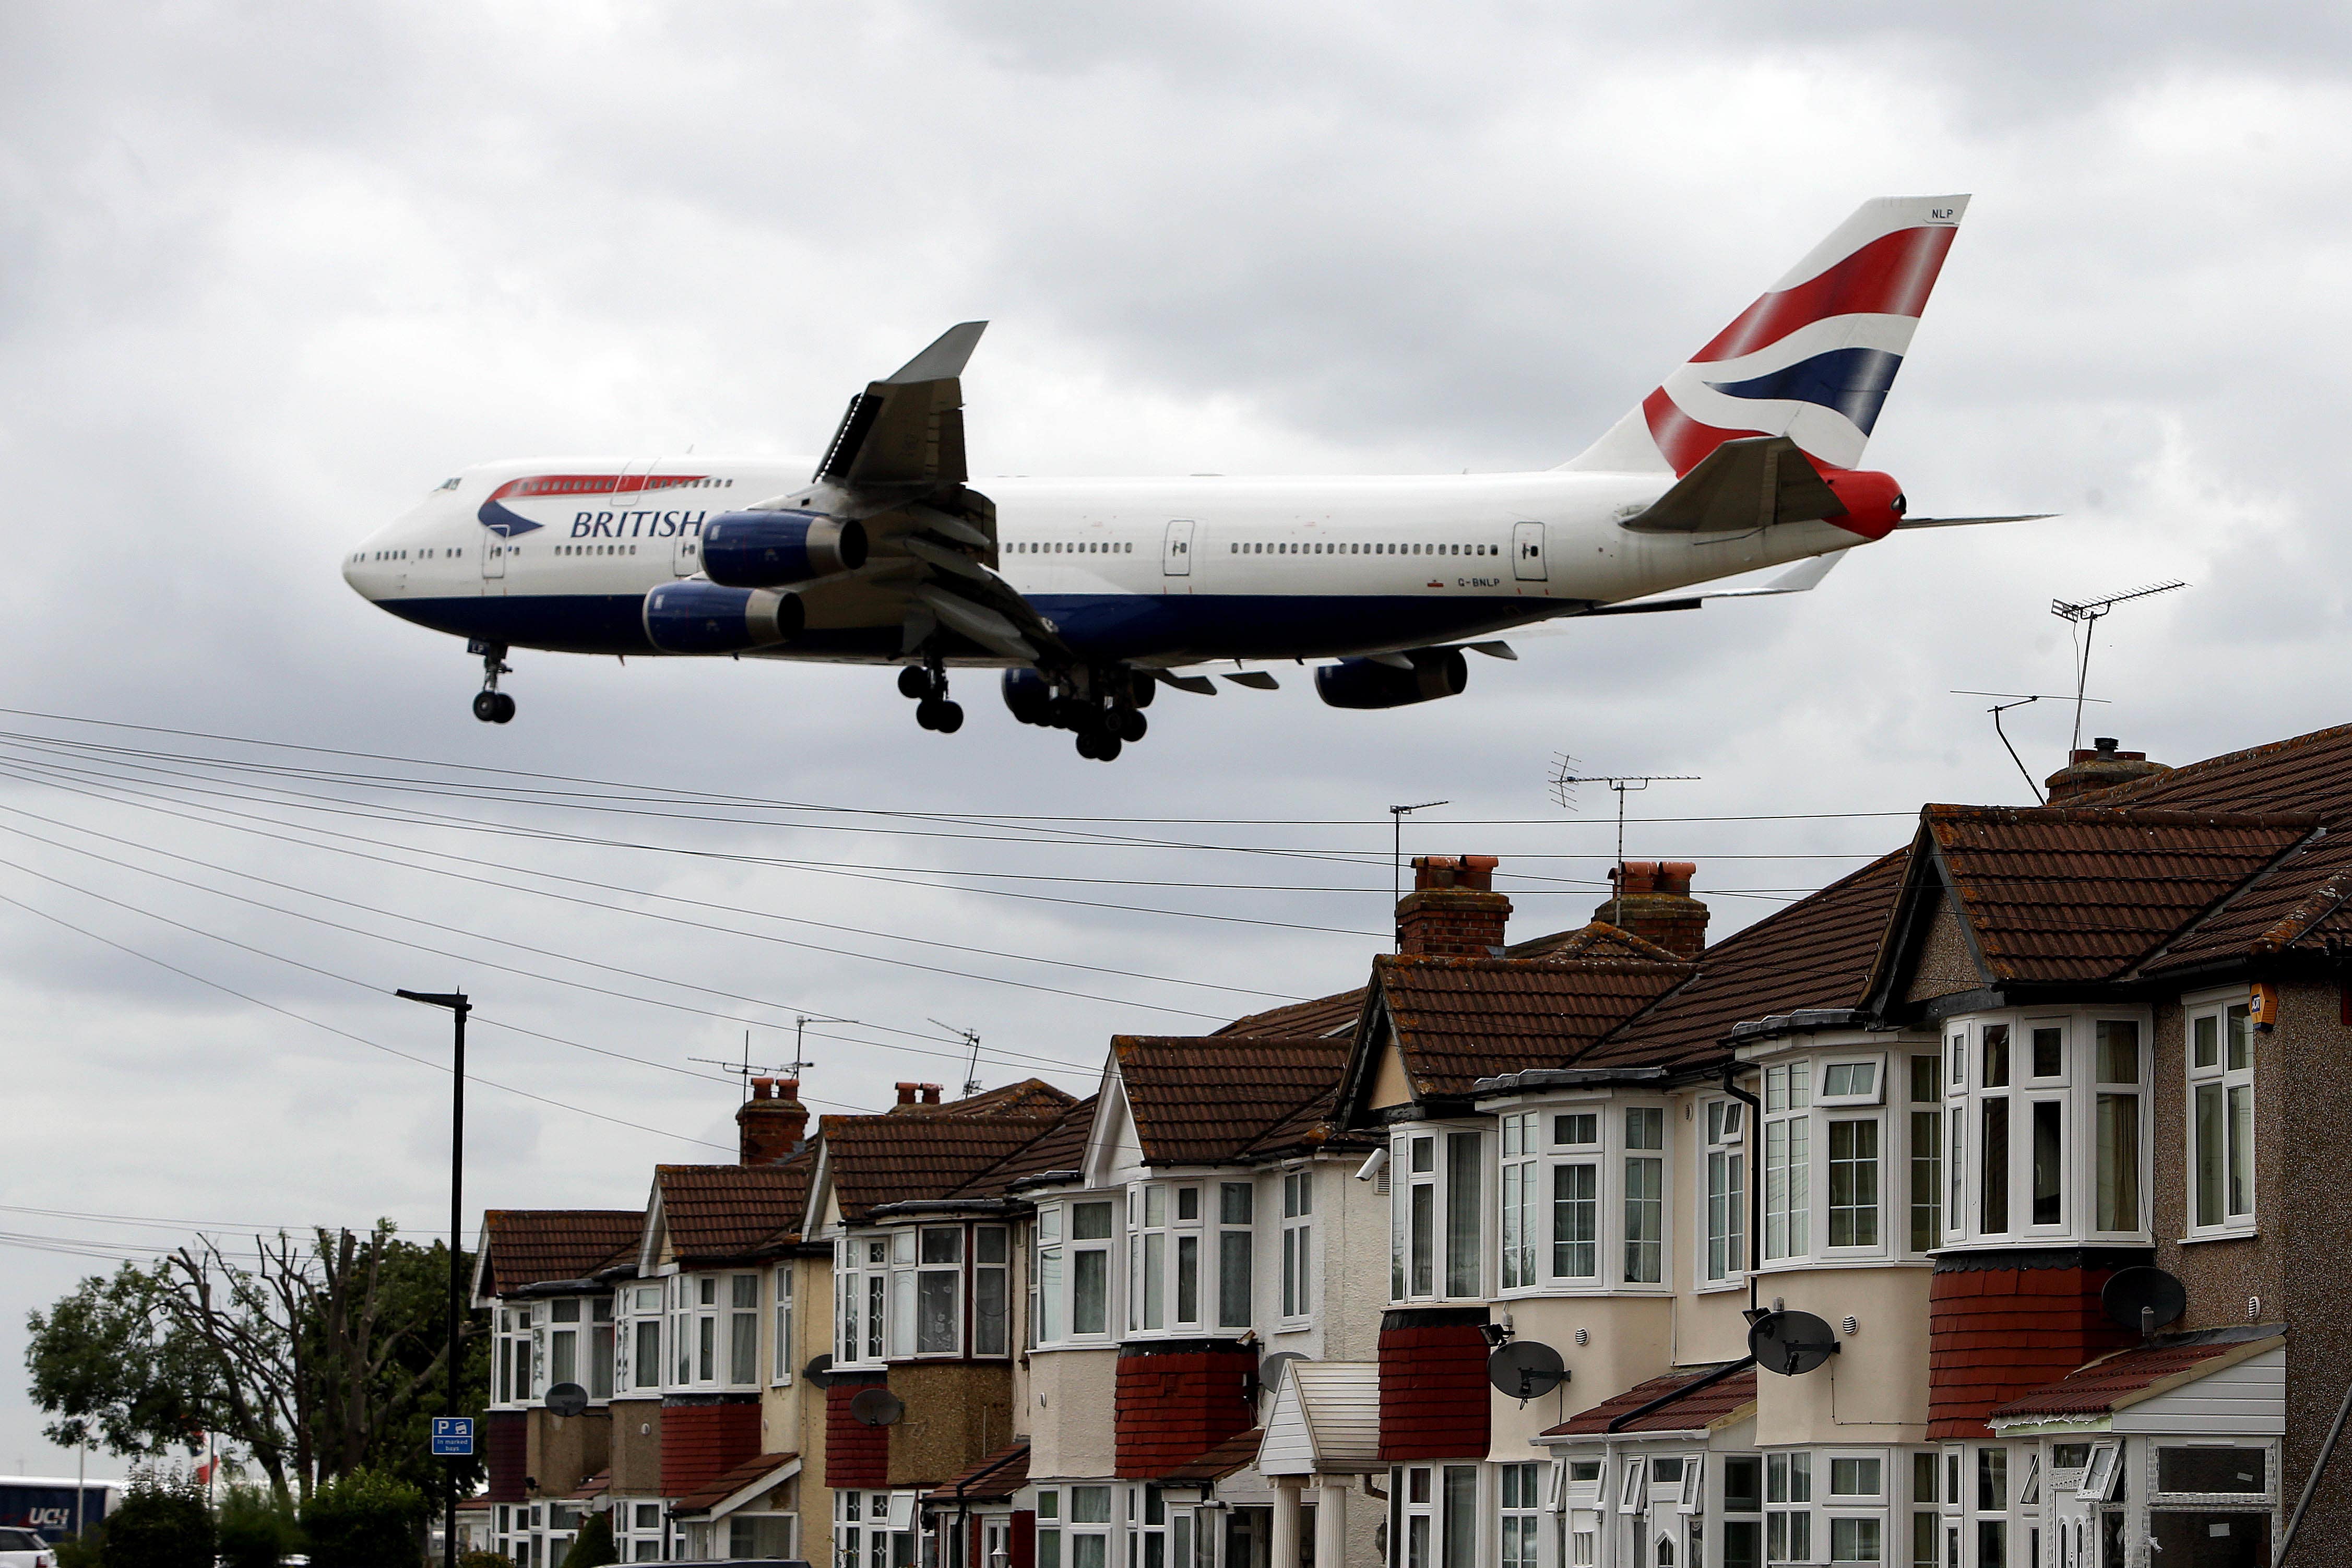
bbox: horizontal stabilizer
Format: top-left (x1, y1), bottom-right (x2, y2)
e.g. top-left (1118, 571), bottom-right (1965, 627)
top-left (1621, 435), bottom-right (1846, 533)
top-left (1896, 513), bottom-right (2056, 529)
top-left (1575, 549), bottom-right (1853, 620)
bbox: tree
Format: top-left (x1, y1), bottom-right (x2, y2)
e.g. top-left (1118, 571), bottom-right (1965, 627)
top-left (300, 1469), bottom-right (429, 1568)
top-left (563, 1512), bottom-right (616, 1568)
top-left (216, 1483), bottom-right (304, 1568)
top-left (99, 1469), bottom-right (213, 1568)
top-left (26, 1224), bottom-right (484, 1506)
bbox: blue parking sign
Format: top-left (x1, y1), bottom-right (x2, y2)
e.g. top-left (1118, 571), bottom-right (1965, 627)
top-left (431, 1417), bottom-right (474, 1456)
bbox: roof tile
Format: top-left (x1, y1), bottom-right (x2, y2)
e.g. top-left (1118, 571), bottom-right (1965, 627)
top-left (1115, 1037), bottom-right (1352, 1165)
top-left (1376, 955), bottom-right (1692, 1097)
top-left (1543, 1365), bottom-right (1758, 1436)
top-left (480, 1210), bottom-right (643, 1294)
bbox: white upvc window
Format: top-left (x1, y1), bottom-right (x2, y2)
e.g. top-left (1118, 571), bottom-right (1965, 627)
top-left (1552, 1110), bottom-right (1601, 1282)
top-left (624, 1282), bottom-right (662, 1393)
top-left (1390, 1127), bottom-right (1484, 1302)
top-left (1500, 1111), bottom-right (1540, 1291)
top-left (549, 1296), bottom-right (615, 1400)
top-left (2092, 1019), bottom-right (2145, 1235)
top-left (1942, 1011), bottom-right (2148, 1248)
top-left (1623, 1107), bottom-right (1666, 1284)
top-left (1826, 1112), bottom-right (1882, 1251)
top-left (726, 1274), bottom-right (759, 1384)
top-left (1765, 1451), bottom-right (1812, 1564)
top-left (1906, 1055), bottom-right (1942, 1254)
top-left (1763, 1063), bottom-right (1812, 1261)
top-left (1279, 1169), bottom-right (1313, 1322)
top-left (1498, 1460), bottom-right (1541, 1568)
top-left (770, 1264), bottom-right (793, 1385)
top-left (836, 1236), bottom-right (888, 1369)
top-left (2189, 1000), bottom-right (2256, 1234)
top-left (1128, 1183), bottom-right (1204, 1335)
top-left (1035, 1197), bottom-right (1118, 1345)
top-left (973, 1226), bottom-right (1011, 1356)
top-left (1216, 1181), bottom-right (1254, 1329)
top-left (1702, 1098), bottom-right (1746, 1285)
top-left (494, 1304), bottom-right (534, 1406)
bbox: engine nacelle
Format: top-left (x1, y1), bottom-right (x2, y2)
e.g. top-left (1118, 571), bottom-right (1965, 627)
top-left (700, 510), bottom-right (868, 587)
top-left (643, 581), bottom-right (805, 655)
top-left (1002, 669), bottom-right (1054, 724)
top-left (1313, 648), bottom-right (1468, 710)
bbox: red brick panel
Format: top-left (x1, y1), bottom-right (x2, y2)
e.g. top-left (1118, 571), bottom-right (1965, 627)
top-left (1379, 1315), bottom-right (1491, 1462)
top-left (1114, 1344), bottom-right (1256, 1479)
top-left (1012, 1511), bottom-right (1035, 1568)
top-left (660, 1398), bottom-right (762, 1496)
top-left (1928, 1260), bottom-right (2139, 1440)
top-left (484, 1409), bottom-right (528, 1503)
top-left (826, 1380), bottom-right (892, 1491)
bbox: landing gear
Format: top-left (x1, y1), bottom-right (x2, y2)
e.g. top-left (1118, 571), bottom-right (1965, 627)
top-left (470, 642), bottom-right (515, 724)
top-left (1001, 666), bottom-right (1155, 761)
top-left (900, 662), bottom-right (963, 734)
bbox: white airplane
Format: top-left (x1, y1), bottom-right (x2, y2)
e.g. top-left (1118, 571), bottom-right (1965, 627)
top-left (345, 194), bottom-right (2034, 760)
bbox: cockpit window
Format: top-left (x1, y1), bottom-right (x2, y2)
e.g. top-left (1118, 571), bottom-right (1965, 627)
top-left (434, 477), bottom-right (462, 492)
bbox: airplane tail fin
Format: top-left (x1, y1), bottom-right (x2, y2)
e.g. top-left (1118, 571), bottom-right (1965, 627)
top-left (1560, 195), bottom-right (1968, 476)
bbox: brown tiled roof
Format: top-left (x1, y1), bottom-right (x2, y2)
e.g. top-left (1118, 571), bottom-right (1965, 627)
top-left (821, 1080), bottom-right (1075, 1221)
top-left (671, 1450), bottom-right (800, 1514)
top-left (1160, 1427), bottom-right (1265, 1484)
top-left (1216, 989), bottom-right (1364, 1038)
top-left (2090, 722), bottom-right (2352, 822)
top-left (1987, 1335), bottom-right (2282, 1422)
top-left (1920, 806), bottom-right (2314, 984)
top-left (955, 1095), bottom-right (1098, 1195)
top-left (1581, 852), bottom-right (1908, 1071)
top-left (654, 1158), bottom-right (811, 1264)
top-left (2139, 831), bottom-right (2352, 975)
top-left (1543, 1365), bottom-right (1758, 1436)
top-left (1115, 1037), bottom-right (1352, 1165)
top-left (1507, 921), bottom-right (1692, 964)
top-left (923, 1443), bottom-right (1030, 1503)
top-left (1375, 955), bottom-right (1692, 1098)
top-left (480, 1210), bottom-right (643, 1294)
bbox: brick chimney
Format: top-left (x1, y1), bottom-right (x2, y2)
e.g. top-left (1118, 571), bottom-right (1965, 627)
top-left (1396, 854), bottom-right (1512, 956)
top-left (1596, 861), bottom-right (1708, 959)
top-left (895, 1082), bottom-right (919, 1105)
top-left (735, 1076), bottom-right (807, 1166)
top-left (2045, 737), bottom-right (2171, 804)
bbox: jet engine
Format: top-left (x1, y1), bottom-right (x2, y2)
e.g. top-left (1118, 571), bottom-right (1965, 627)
top-left (1313, 648), bottom-right (1469, 710)
top-left (699, 510), bottom-right (868, 587)
top-left (643, 581), bottom-right (805, 655)
top-left (1001, 669), bottom-right (1054, 724)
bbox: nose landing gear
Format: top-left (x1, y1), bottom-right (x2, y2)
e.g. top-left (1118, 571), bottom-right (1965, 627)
top-left (469, 640), bottom-right (515, 724)
top-left (899, 662), bottom-right (964, 734)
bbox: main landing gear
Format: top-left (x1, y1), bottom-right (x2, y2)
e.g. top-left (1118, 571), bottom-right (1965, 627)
top-left (899, 662), bottom-right (965, 733)
top-left (470, 640), bottom-right (516, 724)
top-left (1003, 666), bottom-right (1152, 762)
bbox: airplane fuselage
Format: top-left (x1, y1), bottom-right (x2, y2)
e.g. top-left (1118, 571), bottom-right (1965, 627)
top-left (345, 458), bottom-right (1883, 668)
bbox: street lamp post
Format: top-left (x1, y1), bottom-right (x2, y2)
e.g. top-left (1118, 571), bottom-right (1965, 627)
top-left (398, 988), bottom-right (470, 1568)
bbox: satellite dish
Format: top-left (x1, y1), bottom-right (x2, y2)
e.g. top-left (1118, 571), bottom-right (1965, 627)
top-left (1748, 1311), bottom-right (1842, 1376)
top-left (849, 1387), bottom-right (905, 1428)
top-left (1487, 1341), bottom-right (1567, 1401)
top-left (2101, 1267), bottom-right (2188, 1335)
top-left (1257, 1351), bottom-right (1306, 1395)
top-left (802, 1352), bottom-right (835, 1387)
top-left (544, 1381), bottom-right (589, 1417)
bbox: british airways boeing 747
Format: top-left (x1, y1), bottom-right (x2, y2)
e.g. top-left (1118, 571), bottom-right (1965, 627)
top-left (344, 195), bottom-right (2035, 761)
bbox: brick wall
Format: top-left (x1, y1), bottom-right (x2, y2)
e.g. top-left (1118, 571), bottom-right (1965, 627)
top-left (1113, 1341), bottom-right (1255, 1479)
top-left (825, 1378), bottom-right (892, 1491)
top-left (659, 1395), bottom-right (761, 1496)
top-left (1395, 888), bottom-right (1512, 957)
top-left (484, 1409), bottom-right (527, 1503)
top-left (1926, 1251), bottom-right (2142, 1440)
top-left (1378, 1308), bottom-right (1491, 1462)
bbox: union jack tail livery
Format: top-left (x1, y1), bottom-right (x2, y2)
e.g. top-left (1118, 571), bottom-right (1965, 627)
top-left (1564, 195), bottom-right (1968, 476)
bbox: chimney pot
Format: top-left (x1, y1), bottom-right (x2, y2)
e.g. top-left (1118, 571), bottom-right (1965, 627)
top-left (896, 1082), bottom-right (918, 1104)
top-left (1597, 861), bottom-right (1709, 959)
top-left (920, 1083), bottom-right (943, 1105)
top-left (749, 1076), bottom-right (775, 1100)
top-left (1397, 853), bottom-right (1513, 955)
top-left (735, 1076), bottom-right (809, 1166)
top-left (2045, 737), bottom-right (2170, 804)
top-left (777, 1078), bottom-right (800, 1099)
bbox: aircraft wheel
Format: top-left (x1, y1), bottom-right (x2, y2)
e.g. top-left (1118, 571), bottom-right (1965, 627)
top-left (472, 692), bottom-right (502, 723)
top-left (1096, 734), bottom-right (1123, 762)
top-left (1050, 698), bottom-right (1087, 731)
top-left (1116, 709), bottom-right (1148, 743)
top-left (933, 701), bottom-right (965, 734)
top-left (490, 693), bottom-right (517, 724)
top-left (897, 667), bottom-right (932, 700)
top-left (1075, 730), bottom-right (1102, 761)
top-left (916, 700), bottom-right (943, 731)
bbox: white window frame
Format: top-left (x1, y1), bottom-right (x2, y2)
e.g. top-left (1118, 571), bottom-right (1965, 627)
top-left (1765, 1450), bottom-right (1813, 1565)
top-left (1497, 1460), bottom-right (1542, 1568)
top-left (910, 1225), bottom-right (966, 1357)
top-left (1215, 1181), bottom-right (1254, 1330)
top-left (1825, 1109), bottom-right (1884, 1253)
top-left (724, 1273), bottom-right (759, 1386)
top-left (1279, 1168), bottom-right (1314, 1323)
top-left (1034, 1197), bottom-right (1119, 1347)
top-left (2187, 996), bottom-right (2257, 1237)
top-left (1551, 1108), bottom-right (1602, 1285)
top-left (1763, 1062), bottom-right (1813, 1262)
top-left (1127, 1183), bottom-right (1204, 1336)
top-left (1389, 1126), bottom-right (1485, 1303)
top-left (623, 1282), bottom-right (662, 1394)
top-left (1622, 1105), bottom-right (1667, 1285)
top-left (770, 1264), bottom-right (793, 1385)
top-left (1816, 1055), bottom-right (1886, 1108)
top-left (1701, 1098), bottom-right (1746, 1288)
top-left (835, 1237), bottom-right (889, 1371)
top-left (973, 1225), bottom-right (1011, 1358)
top-left (1499, 1111), bottom-right (1541, 1293)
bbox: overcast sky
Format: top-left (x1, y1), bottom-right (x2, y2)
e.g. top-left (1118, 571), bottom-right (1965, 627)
top-left (1, 0), bottom-right (2347, 1475)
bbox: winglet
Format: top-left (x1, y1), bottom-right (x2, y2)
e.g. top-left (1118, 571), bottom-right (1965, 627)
top-left (885, 322), bottom-right (989, 385)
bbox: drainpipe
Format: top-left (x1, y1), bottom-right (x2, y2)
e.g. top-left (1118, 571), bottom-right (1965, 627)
top-left (2280, 1370), bottom-right (2352, 1563)
top-left (948, 1445), bottom-right (1027, 1568)
top-left (1720, 1064), bottom-right (1764, 1316)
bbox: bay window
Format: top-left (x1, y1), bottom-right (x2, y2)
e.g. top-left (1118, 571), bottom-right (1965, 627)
top-left (1279, 1170), bottom-right (1313, 1321)
top-left (1130, 1184), bottom-right (1204, 1335)
top-left (1939, 1011), bottom-right (2149, 1248)
top-left (1703, 1098), bottom-right (1745, 1285)
top-left (1395, 1129), bottom-right (1491, 1301)
top-left (2189, 1001), bottom-right (2256, 1233)
top-left (1036, 1199), bottom-right (1117, 1344)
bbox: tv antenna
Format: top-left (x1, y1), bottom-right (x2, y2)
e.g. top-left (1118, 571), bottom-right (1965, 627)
top-left (2050, 580), bottom-right (2186, 752)
top-left (1388, 800), bottom-right (1450, 934)
top-left (1952, 691), bottom-right (2113, 801)
top-left (1550, 757), bottom-right (1700, 890)
top-left (786, 1015), bottom-right (848, 1082)
top-left (688, 1030), bottom-right (775, 1101)
top-left (931, 1019), bottom-right (983, 1099)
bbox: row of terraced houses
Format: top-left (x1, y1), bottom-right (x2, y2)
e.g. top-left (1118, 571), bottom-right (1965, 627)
top-left (470, 723), bottom-right (2352, 1568)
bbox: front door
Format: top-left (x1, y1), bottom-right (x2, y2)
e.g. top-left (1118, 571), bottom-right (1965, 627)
top-left (1163, 518), bottom-right (1195, 577)
top-left (1512, 520), bottom-right (1547, 581)
top-left (480, 529), bottom-right (507, 581)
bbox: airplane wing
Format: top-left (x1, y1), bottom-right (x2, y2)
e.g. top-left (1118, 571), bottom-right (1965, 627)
top-left (1619, 434), bottom-right (1846, 533)
top-left (726, 323), bottom-right (1074, 665)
